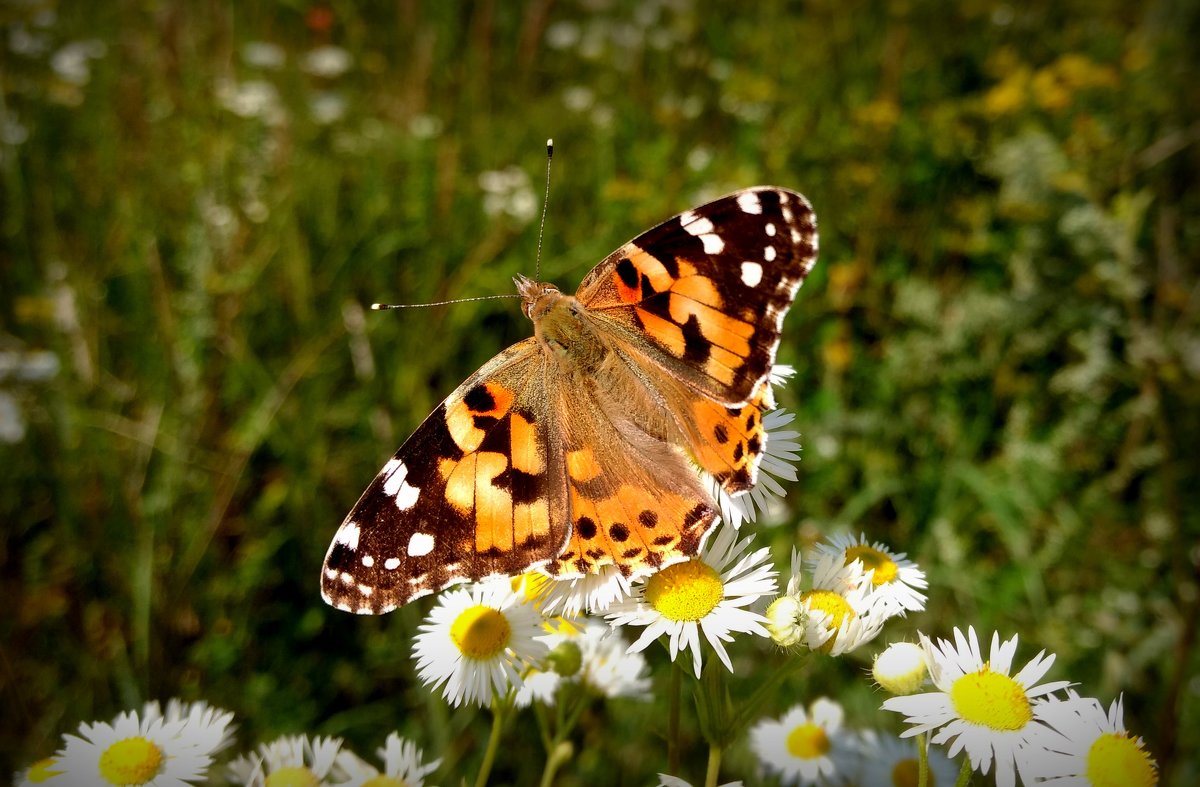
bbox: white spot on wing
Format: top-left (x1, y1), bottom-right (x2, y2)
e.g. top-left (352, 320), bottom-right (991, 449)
top-left (340, 572), bottom-right (354, 585)
top-left (335, 522), bottom-right (360, 550)
top-left (407, 532), bottom-right (435, 557)
top-left (384, 557), bottom-right (401, 570)
top-left (737, 191), bottom-right (762, 214)
top-left (701, 233), bottom-right (724, 254)
top-left (764, 245), bottom-right (776, 262)
top-left (361, 555), bottom-right (374, 567)
top-left (766, 222), bottom-right (776, 236)
top-left (741, 262), bottom-right (764, 287)
top-left (357, 584), bottom-right (374, 596)
top-left (684, 215), bottom-right (716, 236)
top-left (381, 459), bottom-right (420, 511)
top-left (678, 210), bottom-right (699, 227)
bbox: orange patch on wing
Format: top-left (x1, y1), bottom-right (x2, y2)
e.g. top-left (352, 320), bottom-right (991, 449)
top-left (474, 452), bottom-right (512, 552)
top-left (510, 412), bottom-right (543, 474)
top-left (514, 498), bottom-right (550, 546)
top-left (626, 247), bottom-right (676, 294)
top-left (567, 447), bottom-right (601, 483)
top-left (446, 383), bottom-right (515, 452)
top-left (444, 456), bottom-right (476, 515)
top-left (634, 307), bottom-right (686, 357)
top-left (671, 275), bottom-right (723, 309)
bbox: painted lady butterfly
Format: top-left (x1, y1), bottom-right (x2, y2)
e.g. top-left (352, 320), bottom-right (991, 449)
top-left (322, 186), bottom-right (818, 613)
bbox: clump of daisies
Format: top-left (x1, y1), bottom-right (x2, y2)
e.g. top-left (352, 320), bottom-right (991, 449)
top-left (764, 536), bottom-right (923, 657)
top-left (874, 626), bottom-right (1160, 787)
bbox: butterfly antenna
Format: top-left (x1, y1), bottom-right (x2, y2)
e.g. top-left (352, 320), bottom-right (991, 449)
top-left (371, 293), bottom-right (520, 310)
top-left (535, 138), bottom-right (553, 281)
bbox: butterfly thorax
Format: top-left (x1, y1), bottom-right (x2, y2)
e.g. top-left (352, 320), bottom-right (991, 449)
top-left (515, 274), bottom-right (608, 371)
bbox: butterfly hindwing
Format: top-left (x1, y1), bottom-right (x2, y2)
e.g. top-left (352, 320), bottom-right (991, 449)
top-left (321, 339), bottom-right (567, 613)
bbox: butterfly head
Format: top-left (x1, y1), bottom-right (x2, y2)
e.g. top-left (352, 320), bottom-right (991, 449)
top-left (514, 274), bottom-right (562, 321)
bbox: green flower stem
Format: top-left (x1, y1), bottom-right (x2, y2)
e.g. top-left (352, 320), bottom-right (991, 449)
top-left (918, 732), bottom-right (929, 787)
top-left (669, 660), bottom-right (682, 774)
top-left (704, 744), bottom-right (722, 787)
top-left (954, 755), bottom-right (973, 787)
top-left (475, 699), bottom-right (507, 787)
top-left (538, 741), bottom-right (574, 787)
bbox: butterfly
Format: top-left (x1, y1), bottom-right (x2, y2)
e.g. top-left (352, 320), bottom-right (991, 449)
top-left (322, 186), bottom-right (818, 614)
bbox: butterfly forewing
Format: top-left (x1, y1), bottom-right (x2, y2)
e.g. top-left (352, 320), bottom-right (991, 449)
top-left (321, 339), bottom-right (568, 613)
top-left (576, 187), bottom-right (817, 405)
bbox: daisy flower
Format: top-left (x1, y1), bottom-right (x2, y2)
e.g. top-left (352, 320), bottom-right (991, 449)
top-left (749, 698), bottom-right (854, 786)
top-left (852, 728), bottom-right (959, 787)
top-left (1033, 691), bottom-right (1158, 786)
top-left (141, 699), bottom-right (237, 756)
top-left (768, 363), bottom-right (797, 390)
top-left (575, 621), bottom-right (651, 698)
top-left (881, 627), bottom-right (1074, 787)
top-left (810, 532), bottom-right (927, 616)
top-left (14, 758), bottom-right (64, 786)
top-left (710, 409), bottom-right (801, 527)
top-left (56, 707), bottom-right (225, 786)
top-left (606, 521), bottom-right (776, 678)
top-left (227, 735), bottom-right (345, 786)
top-left (767, 551), bottom-right (886, 655)
top-left (332, 732), bottom-right (441, 787)
top-left (532, 563), bottom-right (633, 615)
top-left (412, 577), bottom-right (549, 707)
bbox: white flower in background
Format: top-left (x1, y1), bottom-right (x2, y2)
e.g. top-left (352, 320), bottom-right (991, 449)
top-left (882, 627), bottom-right (1073, 787)
top-left (309, 92), bottom-right (347, 124)
top-left (57, 708), bottom-right (225, 786)
top-left (768, 551), bottom-right (885, 655)
top-left (1034, 691), bottom-right (1158, 786)
top-left (215, 79), bottom-right (285, 124)
top-left (51, 40), bottom-right (106, 85)
top-left (750, 698), bottom-right (854, 786)
top-left (479, 166), bottom-right (538, 224)
top-left (853, 728), bottom-right (959, 787)
top-left (810, 533), bottom-right (927, 615)
top-left (14, 758), bottom-right (64, 786)
top-left (301, 45), bottom-right (352, 78)
top-left (412, 578), bottom-right (549, 708)
top-left (141, 699), bottom-right (236, 756)
top-left (515, 619), bottom-right (650, 706)
top-left (332, 733), bottom-right (441, 787)
top-left (241, 42), bottom-right (285, 69)
top-left (607, 522), bottom-right (776, 678)
top-left (228, 735), bottom-right (345, 786)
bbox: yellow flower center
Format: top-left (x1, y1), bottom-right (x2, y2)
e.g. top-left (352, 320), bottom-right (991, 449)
top-left (1085, 732), bottom-right (1158, 787)
top-left (785, 721), bottom-right (829, 760)
top-left (98, 737), bottom-right (162, 786)
top-left (362, 777), bottom-right (408, 787)
top-left (450, 604), bottom-right (511, 659)
top-left (845, 544), bottom-right (898, 585)
top-left (800, 589), bottom-right (854, 628)
top-left (264, 766), bottom-right (321, 787)
top-left (949, 666), bottom-right (1032, 730)
top-left (644, 560), bottom-right (723, 622)
top-left (27, 758), bottom-right (63, 783)
top-left (891, 757), bottom-right (925, 787)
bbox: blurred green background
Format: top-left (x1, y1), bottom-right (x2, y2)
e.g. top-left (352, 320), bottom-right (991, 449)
top-left (3, 0), bottom-right (1197, 784)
